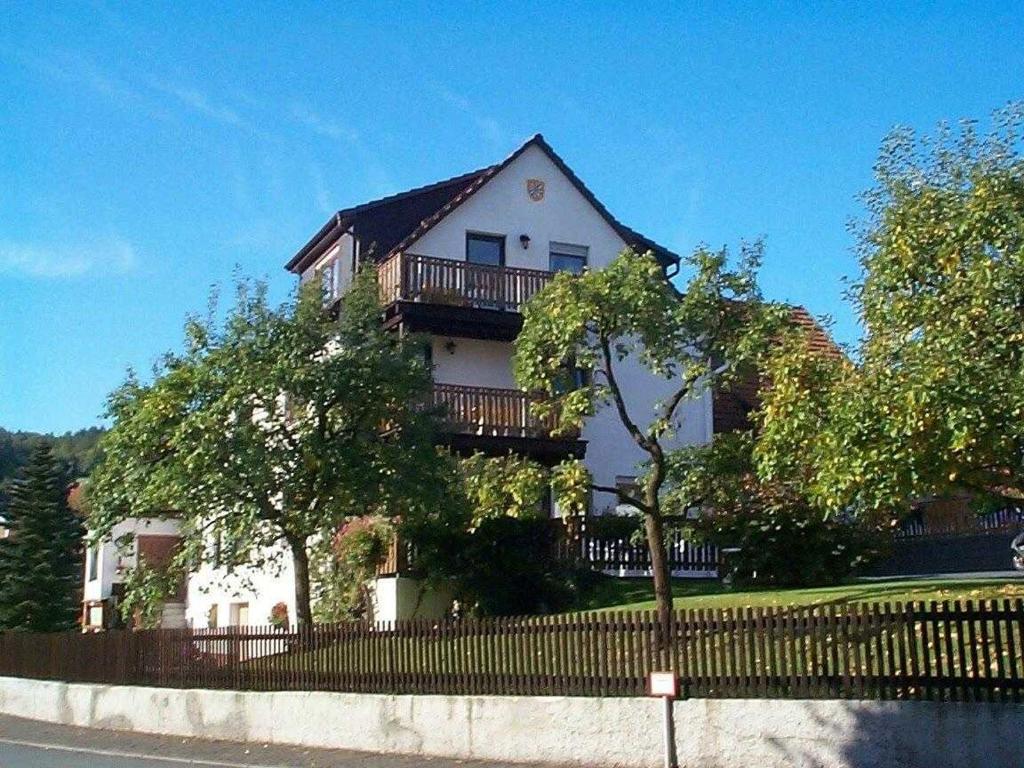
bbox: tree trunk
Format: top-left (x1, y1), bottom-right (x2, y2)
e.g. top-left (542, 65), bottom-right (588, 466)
top-left (287, 536), bottom-right (313, 628)
top-left (643, 510), bottom-right (673, 656)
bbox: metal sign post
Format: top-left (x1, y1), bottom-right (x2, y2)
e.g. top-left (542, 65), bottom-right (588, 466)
top-left (648, 671), bottom-right (679, 768)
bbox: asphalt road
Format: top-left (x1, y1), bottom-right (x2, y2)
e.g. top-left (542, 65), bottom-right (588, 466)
top-left (0, 714), bottom-right (538, 767)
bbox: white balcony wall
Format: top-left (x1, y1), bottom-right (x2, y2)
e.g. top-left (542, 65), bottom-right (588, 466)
top-left (430, 337), bottom-right (516, 390)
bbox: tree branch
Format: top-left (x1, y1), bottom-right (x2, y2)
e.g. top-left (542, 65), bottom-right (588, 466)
top-left (599, 335), bottom-right (654, 454)
top-left (589, 483), bottom-right (652, 515)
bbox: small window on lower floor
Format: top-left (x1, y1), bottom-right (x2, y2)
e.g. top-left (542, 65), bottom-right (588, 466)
top-left (230, 602), bottom-right (250, 627)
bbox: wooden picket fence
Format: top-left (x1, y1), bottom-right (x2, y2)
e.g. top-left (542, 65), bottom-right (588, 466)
top-left (2, 600), bottom-right (1023, 701)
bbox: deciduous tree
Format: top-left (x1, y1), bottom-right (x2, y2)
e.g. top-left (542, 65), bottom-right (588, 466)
top-left (514, 247), bottom-right (782, 629)
top-left (88, 269), bottom-right (450, 626)
top-left (758, 104), bottom-right (1024, 516)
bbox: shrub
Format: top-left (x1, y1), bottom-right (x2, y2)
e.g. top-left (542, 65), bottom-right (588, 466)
top-left (314, 515), bottom-right (394, 622)
top-left (413, 514), bottom-right (588, 616)
top-left (692, 498), bottom-right (890, 587)
top-left (670, 432), bottom-right (891, 588)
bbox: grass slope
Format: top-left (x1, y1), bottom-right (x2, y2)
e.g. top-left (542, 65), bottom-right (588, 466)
top-left (575, 575), bottom-right (1024, 613)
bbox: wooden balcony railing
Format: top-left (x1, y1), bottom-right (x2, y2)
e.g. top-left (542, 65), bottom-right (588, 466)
top-left (378, 252), bottom-right (553, 313)
top-left (431, 383), bottom-right (566, 439)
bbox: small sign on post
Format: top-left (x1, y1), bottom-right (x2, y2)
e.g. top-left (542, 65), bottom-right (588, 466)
top-left (648, 672), bottom-right (679, 768)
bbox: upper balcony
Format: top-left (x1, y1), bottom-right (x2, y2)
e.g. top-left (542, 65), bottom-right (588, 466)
top-left (377, 252), bottom-right (555, 341)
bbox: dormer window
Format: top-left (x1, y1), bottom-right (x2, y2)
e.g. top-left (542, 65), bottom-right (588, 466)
top-left (316, 257), bottom-right (340, 303)
top-left (466, 233), bottom-right (505, 267)
top-left (549, 242), bottom-right (588, 274)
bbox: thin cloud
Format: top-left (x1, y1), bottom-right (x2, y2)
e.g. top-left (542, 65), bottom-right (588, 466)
top-left (309, 162), bottom-right (335, 215)
top-left (429, 83), bottom-right (505, 146)
top-left (0, 237), bottom-right (137, 279)
top-left (146, 78), bottom-right (268, 137)
top-left (4, 47), bottom-right (174, 122)
top-left (289, 104), bottom-right (360, 144)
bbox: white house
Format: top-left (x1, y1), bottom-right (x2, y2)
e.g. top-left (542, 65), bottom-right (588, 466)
top-left (87, 134), bottom-right (772, 628)
top-left (287, 134), bottom-right (713, 512)
top-left (81, 517), bottom-right (185, 631)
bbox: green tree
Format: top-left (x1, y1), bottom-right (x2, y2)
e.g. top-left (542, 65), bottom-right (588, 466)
top-left (0, 443), bottom-right (84, 631)
top-left (669, 432), bottom-right (888, 586)
top-left (514, 247), bottom-right (782, 629)
top-left (0, 426), bottom-right (104, 518)
top-left (88, 269), bottom-right (450, 626)
top-left (757, 104), bottom-right (1024, 516)
top-left (402, 452), bottom-right (579, 617)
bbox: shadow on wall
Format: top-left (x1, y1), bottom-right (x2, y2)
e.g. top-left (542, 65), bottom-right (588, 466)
top-left (758, 700), bottom-right (1022, 768)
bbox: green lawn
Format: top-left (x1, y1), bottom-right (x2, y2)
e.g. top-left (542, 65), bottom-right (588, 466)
top-left (575, 574), bottom-right (1024, 613)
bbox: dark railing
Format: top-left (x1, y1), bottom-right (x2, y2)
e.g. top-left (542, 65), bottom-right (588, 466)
top-left (432, 382), bottom-right (565, 439)
top-left (378, 252), bottom-right (553, 313)
top-left (897, 506), bottom-right (1024, 539)
top-left (3, 601), bottom-right (1024, 701)
top-left (571, 529), bottom-right (719, 576)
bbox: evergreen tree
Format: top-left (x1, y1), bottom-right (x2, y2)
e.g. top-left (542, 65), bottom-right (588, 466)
top-left (0, 443), bottom-right (84, 631)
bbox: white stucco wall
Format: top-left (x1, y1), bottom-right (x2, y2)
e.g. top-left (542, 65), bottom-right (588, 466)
top-left (185, 542), bottom-right (296, 629)
top-left (83, 518), bottom-right (181, 603)
top-left (430, 337), bottom-right (516, 389)
top-left (406, 144), bottom-right (711, 514)
top-left (408, 144), bottom-right (627, 272)
top-left (300, 231), bottom-right (356, 300)
top-left (3, 676), bottom-right (1021, 768)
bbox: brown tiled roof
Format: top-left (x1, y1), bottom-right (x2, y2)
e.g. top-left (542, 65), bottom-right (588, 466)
top-left (285, 134), bottom-right (679, 275)
top-left (712, 305), bottom-right (842, 434)
top-left (285, 167), bottom-right (494, 274)
top-left (787, 305), bottom-right (843, 358)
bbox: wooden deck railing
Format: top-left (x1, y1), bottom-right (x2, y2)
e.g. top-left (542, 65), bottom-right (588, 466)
top-left (431, 383), bottom-right (564, 439)
top-left (378, 252), bottom-right (553, 312)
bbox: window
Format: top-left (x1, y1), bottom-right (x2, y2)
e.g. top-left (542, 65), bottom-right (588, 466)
top-left (230, 602), bottom-right (250, 627)
top-left (87, 545), bottom-right (99, 581)
top-left (553, 361), bottom-right (590, 394)
top-left (316, 256), bottom-right (340, 303)
top-left (466, 233), bottom-right (505, 266)
top-left (549, 242), bottom-right (588, 274)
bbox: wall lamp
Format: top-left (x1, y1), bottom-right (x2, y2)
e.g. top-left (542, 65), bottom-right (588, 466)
top-left (444, 339), bottom-right (458, 355)
top-left (519, 234), bottom-right (531, 249)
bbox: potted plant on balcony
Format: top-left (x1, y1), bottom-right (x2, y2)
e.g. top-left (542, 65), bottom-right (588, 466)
top-left (417, 285), bottom-right (470, 307)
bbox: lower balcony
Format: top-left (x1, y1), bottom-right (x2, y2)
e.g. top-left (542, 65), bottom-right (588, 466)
top-left (432, 383), bottom-right (585, 465)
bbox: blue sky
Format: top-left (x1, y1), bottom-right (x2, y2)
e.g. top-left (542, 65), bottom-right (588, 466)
top-left (2, 2), bottom-right (1022, 434)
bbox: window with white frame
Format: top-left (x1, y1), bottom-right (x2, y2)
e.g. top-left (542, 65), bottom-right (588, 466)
top-left (549, 242), bottom-right (588, 274)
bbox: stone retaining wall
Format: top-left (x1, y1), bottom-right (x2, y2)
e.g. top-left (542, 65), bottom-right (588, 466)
top-left (1, 676), bottom-right (1021, 767)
